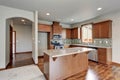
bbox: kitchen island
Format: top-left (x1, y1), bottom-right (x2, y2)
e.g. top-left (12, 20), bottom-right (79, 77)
top-left (43, 47), bottom-right (94, 80)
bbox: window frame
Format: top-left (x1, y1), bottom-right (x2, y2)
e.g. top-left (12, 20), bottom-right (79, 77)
top-left (81, 23), bottom-right (93, 43)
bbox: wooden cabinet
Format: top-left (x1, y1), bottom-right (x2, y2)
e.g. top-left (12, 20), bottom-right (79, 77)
top-left (92, 20), bottom-right (112, 38)
top-left (71, 28), bottom-right (78, 39)
top-left (66, 29), bottom-right (71, 39)
top-left (100, 21), bottom-right (112, 38)
top-left (38, 24), bottom-right (51, 32)
top-left (52, 22), bottom-right (62, 34)
top-left (92, 23), bottom-right (101, 38)
top-left (98, 48), bottom-right (112, 65)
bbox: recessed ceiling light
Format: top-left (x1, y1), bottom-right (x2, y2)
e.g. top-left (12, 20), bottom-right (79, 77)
top-left (21, 19), bottom-right (25, 22)
top-left (71, 19), bottom-right (74, 21)
top-left (97, 8), bottom-right (102, 11)
top-left (46, 13), bottom-right (50, 16)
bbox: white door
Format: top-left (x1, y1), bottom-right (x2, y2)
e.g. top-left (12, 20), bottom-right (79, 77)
top-left (38, 32), bottom-right (48, 56)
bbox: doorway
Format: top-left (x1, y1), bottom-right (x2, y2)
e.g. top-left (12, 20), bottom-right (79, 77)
top-left (7, 17), bottom-right (34, 68)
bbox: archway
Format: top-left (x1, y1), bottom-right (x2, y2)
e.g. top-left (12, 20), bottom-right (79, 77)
top-left (6, 17), bottom-right (35, 67)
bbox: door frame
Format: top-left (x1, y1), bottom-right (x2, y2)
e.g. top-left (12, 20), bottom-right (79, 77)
top-left (12, 31), bottom-right (16, 54)
top-left (10, 25), bottom-right (16, 63)
top-left (10, 25), bottom-right (13, 62)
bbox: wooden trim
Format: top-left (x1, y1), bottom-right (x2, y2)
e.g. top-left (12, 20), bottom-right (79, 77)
top-left (13, 31), bottom-right (16, 54)
top-left (0, 68), bottom-right (5, 71)
top-left (16, 51), bottom-right (32, 54)
top-left (93, 20), bottom-right (112, 24)
top-left (112, 62), bottom-right (120, 67)
top-left (38, 56), bottom-right (44, 58)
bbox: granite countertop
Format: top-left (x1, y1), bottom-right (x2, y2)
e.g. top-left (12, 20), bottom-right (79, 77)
top-left (71, 44), bottom-right (112, 48)
top-left (44, 47), bottom-right (95, 57)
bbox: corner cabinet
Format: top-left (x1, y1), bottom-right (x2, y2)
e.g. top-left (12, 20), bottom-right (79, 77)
top-left (92, 20), bottom-right (112, 38)
top-left (98, 48), bottom-right (112, 65)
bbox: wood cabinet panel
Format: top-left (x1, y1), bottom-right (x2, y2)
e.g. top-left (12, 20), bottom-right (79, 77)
top-left (52, 22), bottom-right (62, 34)
top-left (38, 24), bottom-right (51, 32)
top-left (98, 48), bottom-right (112, 65)
top-left (93, 23), bottom-right (100, 38)
top-left (100, 21), bottom-right (112, 38)
top-left (44, 52), bottom-right (88, 80)
top-left (66, 29), bottom-right (71, 39)
top-left (92, 20), bottom-right (112, 38)
top-left (71, 28), bottom-right (78, 39)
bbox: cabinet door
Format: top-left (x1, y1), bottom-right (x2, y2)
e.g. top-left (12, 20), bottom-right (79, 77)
top-left (71, 28), bottom-right (78, 39)
top-left (92, 23), bottom-right (100, 38)
top-left (100, 21), bottom-right (112, 38)
top-left (74, 28), bottom-right (78, 39)
top-left (71, 29), bottom-right (74, 39)
top-left (93, 20), bottom-right (112, 38)
top-left (98, 48), bottom-right (107, 64)
top-left (66, 29), bottom-right (71, 39)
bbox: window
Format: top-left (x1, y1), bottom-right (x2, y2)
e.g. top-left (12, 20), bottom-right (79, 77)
top-left (81, 24), bottom-right (92, 43)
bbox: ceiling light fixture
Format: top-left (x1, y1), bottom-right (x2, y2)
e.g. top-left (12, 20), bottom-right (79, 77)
top-left (97, 8), bottom-right (102, 11)
top-left (21, 19), bottom-right (25, 22)
top-left (46, 13), bottom-right (50, 16)
top-left (71, 19), bottom-right (74, 21)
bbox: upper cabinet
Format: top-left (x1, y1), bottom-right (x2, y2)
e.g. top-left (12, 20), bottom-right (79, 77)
top-left (52, 21), bottom-right (62, 34)
top-left (66, 29), bottom-right (71, 39)
top-left (71, 28), bottom-right (78, 39)
top-left (38, 24), bottom-right (51, 32)
top-left (92, 20), bottom-right (112, 38)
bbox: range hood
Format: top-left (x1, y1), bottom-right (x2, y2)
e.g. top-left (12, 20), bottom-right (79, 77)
top-left (52, 21), bottom-right (62, 35)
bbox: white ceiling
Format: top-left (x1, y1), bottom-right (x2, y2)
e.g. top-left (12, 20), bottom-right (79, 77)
top-left (0, 0), bottom-right (120, 24)
top-left (11, 17), bottom-right (32, 26)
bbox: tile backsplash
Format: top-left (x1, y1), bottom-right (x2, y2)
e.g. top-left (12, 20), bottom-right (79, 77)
top-left (63, 38), bottom-right (112, 47)
top-left (63, 39), bottom-right (72, 44)
top-left (93, 38), bottom-right (112, 47)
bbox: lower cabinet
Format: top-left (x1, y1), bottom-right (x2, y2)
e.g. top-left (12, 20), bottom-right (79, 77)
top-left (98, 48), bottom-right (112, 65)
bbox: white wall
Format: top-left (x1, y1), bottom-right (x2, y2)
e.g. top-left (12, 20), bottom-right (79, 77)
top-left (5, 19), bottom-right (11, 67)
top-left (13, 24), bottom-right (32, 53)
top-left (0, 5), bottom-right (34, 68)
top-left (72, 10), bottom-right (120, 64)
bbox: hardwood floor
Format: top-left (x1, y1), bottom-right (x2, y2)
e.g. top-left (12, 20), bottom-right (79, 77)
top-left (38, 58), bottom-right (120, 80)
top-left (7, 52), bottom-right (34, 68)
top-left (6, 53), bottom-right (120, 80)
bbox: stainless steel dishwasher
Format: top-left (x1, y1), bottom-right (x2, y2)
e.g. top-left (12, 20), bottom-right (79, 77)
top-left (88, 47), bottom-right (98, 62)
